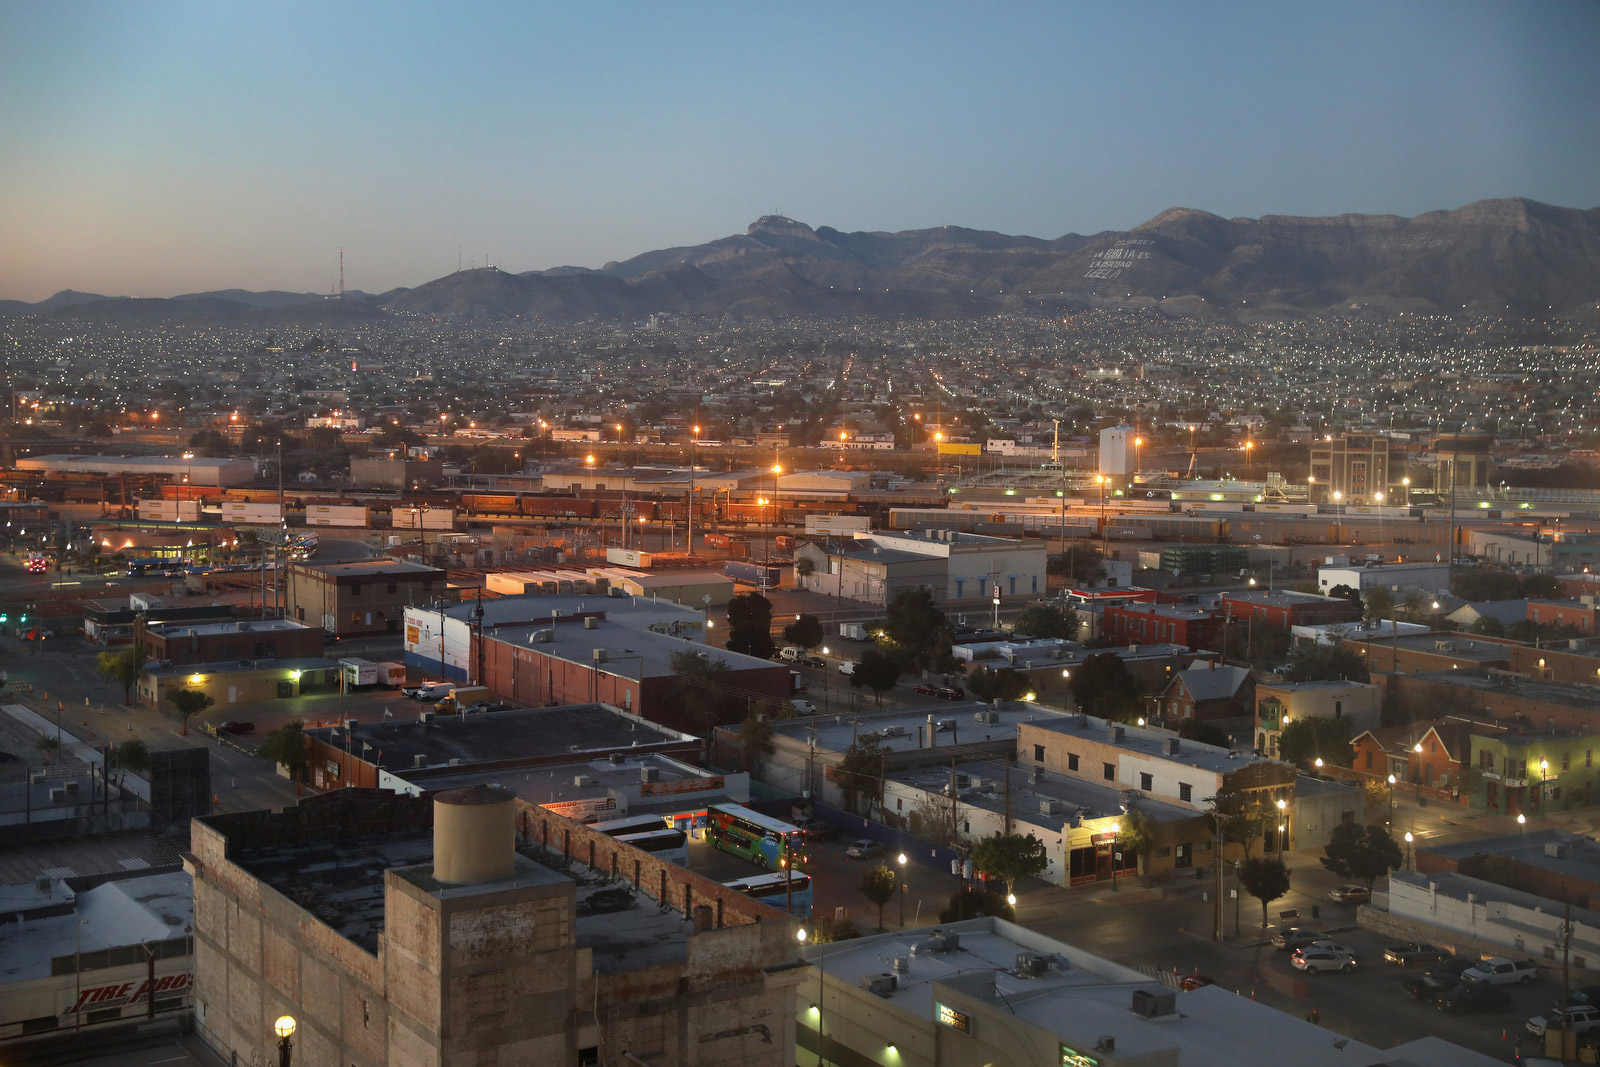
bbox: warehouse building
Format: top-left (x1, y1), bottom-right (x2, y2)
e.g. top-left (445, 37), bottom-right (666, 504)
top-left (16, 454), bottom-right (256, 487)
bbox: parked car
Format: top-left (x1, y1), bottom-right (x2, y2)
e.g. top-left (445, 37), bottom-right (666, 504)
top-left (1327, 884), bottom-right (1371, 904)
top-left (1403, 973), bottom-right (1462, 1004)
top-left (793, 818), bottom-right (839, 844)
top-left (803, 655), bottom-right (827, 668)
top-left (845, 839), bottom-right (885, 861)
top-left (1272, 928), bottom-right (1329, 952)
top-left (1562, 985), bottom-right (1600, 1008)
top-left (1179, 974), bottom-right (1215, 991)
top-left (216, 721), bottom-right (255, 735)
top-left (1291, 947), bottom-right (1358, 974)
top-left (464, 700), bottom-right (510, 714)
top-left (1435, 982), bottom-right (1512, 1014)
top-left (1383, 942), bottom-right (1453, 967)
top-left (913, 683), bottom-right (965, 700)
top-left (1424, 958), bottom-right (1480, 983)
top-left (1527, 1004), bottom-right (1600, 1039)
top-left (1463, 957), bottom-right (1540, 985)
top-left (1304, 940), bottom-right (1358, 959)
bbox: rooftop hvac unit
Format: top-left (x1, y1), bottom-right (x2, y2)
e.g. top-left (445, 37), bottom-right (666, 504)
top-left (608, 752), bottom-right (625, 764)
top-left (49, 788), bottom-right (66, 802)
top-left (954, 774), bottom-right (970, 788)
top-left (860, 974), bottom-right (897, 995)
top-left (892, 955), bottom-right (910, 975)
top-left (641, 766), bottom-right (661, 783)
top-left (412, 754), bottom-right (427, 769)
top-left (1040, 798), bottom-right (1064, 816)
top-left (974, 710), bottom-right (1000, 725)
top-left (531, 629), bottom-right (555, 644)
top-left (584, 617), bottom-right (599, 630)
top-left (448, 757), bottom-right (462, 767)
top-left (1107, 725), bottom-right (1125, 743)
top-left (939, 719), bottom-right (956, 732)
top-left (1016, 952), bottom-right (1050, 977)
top-left (1131, 988), bottom-right (1176, 1019)
top-left (1031, 766), bottom-right (1045, 783)
top-left (607, 586), bottom-right (627, 598)
top-left (419, 711), bottom-right (434, 723)
top-left (1435, 639), bottom-right (1455, 651)
top-left (593, 649), bottom-right (609, 663)
top-left (574, 775), bottom-right (594, 788)
top-left (932, 930), bottom-right (961, 951)
top-left (1164, 737), bottom-right (1181, 756)
top-left (1545, 842), bottom-right (1570, 859)
top-left (968, 777), bottom-right (986, 791)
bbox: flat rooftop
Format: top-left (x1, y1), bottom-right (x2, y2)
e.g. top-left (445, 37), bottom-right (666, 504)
top-left (891, 760), bottom-right (1195, 826)
top-left (1025, 712), bottom-right (1269, 776)
top-left (1408, 668), bottom-right (1600, 713)
top-left (489, 618), bottom-right (778, 681)
top-left (1353, 634), bottom-right (1515, 663)
top-left (297, 559), bottom-right (444, 577)
top-left (145, 654), bottom-right (339, 678)
top-left (439, 591), bottom-right (703, 629)
top-left (146, 618), bottom-right (310, 637)
top-left (0, 870), bottom-right (193, 983)
top-left (1421, 828), bottom-right (1600, 883)
top-left (390, 751), bottom-right (745, 817)
top-left (305, 703), bottom-right (695, 770)
top-left (0, 831), bottom-right (187, 885)
top-left (771, 700), bottom-right (1058, 756)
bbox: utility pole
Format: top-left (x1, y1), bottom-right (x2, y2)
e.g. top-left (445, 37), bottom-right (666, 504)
top-left (1003, 755), bottom-right (1012, 835)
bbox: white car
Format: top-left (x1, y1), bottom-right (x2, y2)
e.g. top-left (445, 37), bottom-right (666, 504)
top-left (1304, 940), bottom-right (1358, 958)
top-left (1291, 947), bottom-right (1357, 975)
top-left (1527, 1004), bottom-right (1600, 1039)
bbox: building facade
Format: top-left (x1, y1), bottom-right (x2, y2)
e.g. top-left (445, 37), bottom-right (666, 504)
top-left (1309, 434), bottom-right (1391, 504)
top-left (289, 559), bottom-right (450, 638)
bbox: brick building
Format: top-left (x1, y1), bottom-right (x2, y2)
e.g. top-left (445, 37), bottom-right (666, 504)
top-left (1382, 669), bottom-right (1600, 734)
top-left (1526, 599), bottom-right (1598, 633)
top-left (186, 787), bottom-right (802, 1067)
top-left (1253, 679), bottom-right (1381, 761)
top-left (1220, 589), bottom-right (1360, 629)
top-left (134, 617), bottom-right (325, 666)
top-left (1509, 642), bottom-right (1600, 687)
top-left (1342, 632), bottom-right (1514, 676)
top-left (1101, 602), bottom-right (1220, 650)
top-left (1154, 663), bottom-right (1254, 723)
top-left (288, 559), bottom-right (450, 638)
top-left (1349, 720), bottom-right (1473, 790)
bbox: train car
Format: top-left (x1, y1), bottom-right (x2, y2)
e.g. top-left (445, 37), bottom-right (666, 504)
top-left (520, 496), bottom-right (600, 519)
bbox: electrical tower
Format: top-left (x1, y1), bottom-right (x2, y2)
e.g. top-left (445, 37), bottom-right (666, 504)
top-left (339, 248), bottom-right (345, 298)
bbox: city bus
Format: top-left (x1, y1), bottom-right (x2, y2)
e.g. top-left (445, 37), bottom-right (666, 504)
top-left (705, 803), bottom-right (807, 870)
top-left (723, 871), bottom-right (813, 919)
top-left (615, 827), bottom-right (689, 866)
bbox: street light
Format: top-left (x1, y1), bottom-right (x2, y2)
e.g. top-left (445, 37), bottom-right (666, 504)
top-left (1244, 440), bottom-right (1254, 479)
top-left (1539, 757), bottom-right (1549, 815)
top-left (1275, 798), bottom-right (1288, 854)
top-left (274, 1015), bottom-right (297, 1067)
top-left (1404, 831), bottom-right (1413, 871)
top-left (1387, 773), bottom-right (1397, 828)
top-left (1110, 821), bottom-right (1120, 891)
top-left (897, 852), bottom-right (907, 927)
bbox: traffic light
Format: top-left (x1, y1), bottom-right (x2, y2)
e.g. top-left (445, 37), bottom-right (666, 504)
top-left (0, 613), bottom-right (7, 624)
top-left (18, 614), bottom-right (26, 624)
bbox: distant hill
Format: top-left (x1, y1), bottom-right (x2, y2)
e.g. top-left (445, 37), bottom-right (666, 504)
top-left (5, 198), bottom-right (1597, 323)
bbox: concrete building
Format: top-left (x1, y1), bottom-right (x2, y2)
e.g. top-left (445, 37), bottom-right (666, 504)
top-left (794, 531), bottom-right (1047, 607)
top-left (1417, 829), bottom-right (1600, 913)
top-left (138, 655), bottom-right (340, 709)
top-left (1254, 679), bottom-right (1382, 761)
top-left (348, 456), bottom-right (440, 490)
top-left (0, 870), bottom-right (193, 1047)
top-left (187, 787), bottom-right (802, 1067)
top-left (1434, 431), bottom-right (1494, 496)
top-left (134, 616), bottom-right (324, 667)
top-left (1291, 618), bottom-right (1430, 646)
top-left (1101, 601), bottom-right (1220, 650)
top-left (15, 454), bottom-right (256, 487)
top-left (289, 558), bottom-right (450, 638)
top-left (1098, 424), bottom-right (1133, 478)
top-left (1309, 433), bottom-right (1391, 504)
top-left (792, 538), bottom-right (945, 607)
top-left (796, 915), bottom-right (1495, 1067)
top-left (1318, 559), bottom-right (1452, 596)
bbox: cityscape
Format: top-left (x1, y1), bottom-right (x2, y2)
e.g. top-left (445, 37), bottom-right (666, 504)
top-left (3, 5), bottom-right (1600, 1067)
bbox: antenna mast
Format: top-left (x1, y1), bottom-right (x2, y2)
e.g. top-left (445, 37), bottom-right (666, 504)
top-left (338, 248), bottom-right (345, 298)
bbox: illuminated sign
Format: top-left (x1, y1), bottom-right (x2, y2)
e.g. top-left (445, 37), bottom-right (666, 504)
top-left (938, 443), bottom-right (982, 456)
top-left (936, 1002), bottom-right (971, 1035)
top-left (1060, 1045), bottom-right (1100, 1067)
top-left (405, 624), bottom-right (421, 645)
top-left (64, 973), bottom-right (192, 1016)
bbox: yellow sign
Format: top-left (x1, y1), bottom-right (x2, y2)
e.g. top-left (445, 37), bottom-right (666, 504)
top-left (1061, 1046), bottom-right (1100, 1067)
top-left (937, 1003), bottom-right (972, 1035)
top-left (938, 442), bottom-right (981, 456)
top-left (405, 624), bottom-right (420, 645)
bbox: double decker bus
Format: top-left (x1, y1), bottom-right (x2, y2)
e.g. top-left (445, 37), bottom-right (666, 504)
top-left (705, 803), bottom-right (807, 870)
top-left (590, 814), bottom-right (689, 865)
top-left (723, 871), bottom-right (813, 919)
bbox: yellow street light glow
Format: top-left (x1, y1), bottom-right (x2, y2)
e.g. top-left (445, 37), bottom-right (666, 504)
top-left (275, 1015), bottom-right (297, 1039)
top-left (796, 928), bottom-right (807, 943)
top-left (1024, 691), bottom-right (1036, 702)
top-left (189, 674), bottom-right (203, 684)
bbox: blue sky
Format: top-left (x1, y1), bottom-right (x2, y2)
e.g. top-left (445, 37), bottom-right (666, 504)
top-left (2, 1), bottom-right (1597, 300)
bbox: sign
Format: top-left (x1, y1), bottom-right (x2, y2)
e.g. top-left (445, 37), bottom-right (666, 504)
top-left (1060, 1045), bottom-right (1100, 1067)
top-left (936, 1002), bottom-right (972, 1035)
top-left (641, 775), bottom-right (724, 798)
top-left (937, 442), bottom-right (982, 456)
top-left (542, 795), bottom-right (618, 820)
top-left (406, 624), bottom-right (421, 645)
top-left (64, 973), bottom-right (192, 1015)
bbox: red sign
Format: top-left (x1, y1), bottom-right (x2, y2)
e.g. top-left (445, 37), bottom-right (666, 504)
top-left (64, 972), bottom-right (191, 1015)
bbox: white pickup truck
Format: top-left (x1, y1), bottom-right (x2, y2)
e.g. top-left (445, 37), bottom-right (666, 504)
top-left (1462, 957), bottom-right (1539, 985)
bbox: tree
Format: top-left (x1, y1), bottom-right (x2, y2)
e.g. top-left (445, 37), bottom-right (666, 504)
top-left (1400, 590), bottom-right (1430, 621)
top-left (1176, 719), bottom-right (1232, 748)
top-left (794, 556), bottom-right (816, 579)
top-left (970, 832), bottom-right (1048, 897)
top-left (1238, 856), bottom-right (1292, 929)
top-left (666, 650), bottom-right (738, 754)
top-left (97, 648), bottom-right (144, 704)
top-left (1013, 601), bottom-right (1078, 640)
top-left (737, 712), bottom-right (774, 773)
top-left (109, 738), bottom-right (149, 786)
top-left (1068, 653), bottom-right (1143, 721)
top-left (850, 648), bottom-right (902, 706)
top-left (258, 720), bottom-right (311, 780)
top-left (34, 734), bottom-right (61, 763)
top-left (1320, 822), bottom-right (1403, 891)
top-left (167, 688), bottom-right (214, 736)
top-left (1209, 791), bottom-right (1270, 860)
top-left (810, 914), bottom-right (862, 943)
top-left (1470, 615), bottom-right (1507, 637)
top-left (783, 613), bottom-right (825, 650)
top-left (1327, 584), bottom-right (1364, 615)
top-left (724, 592), bottom-right (776, 659)
top-left (882, 588), bottom-right (953, 672)
top-left (939, 887), bottom-right (1015, 923)
top-left (1280, 642), bottom-right (1370, 684)
top-left (1116, 808), bottom-right (1158, 877)
top-left (727, 591), bottom-right (774, 630)
top-left (1047, 545), bottom-right (1107, 586)
top-left (1277, 717), bottom-right (1354, 768)
top-left (859, 864), bottom-right (899, 932)
top-left (1363, 586), bottom-right (1395, 625)
top-left (835, 733), bottom-right (887, 815)
top-left (966, 665), bottom-right (1028, 704)
top-left (910, 791), bottom-right (959, 848)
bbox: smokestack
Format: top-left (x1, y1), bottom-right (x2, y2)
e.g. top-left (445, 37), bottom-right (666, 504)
top-left (433, 785), bottom-right (516, 884)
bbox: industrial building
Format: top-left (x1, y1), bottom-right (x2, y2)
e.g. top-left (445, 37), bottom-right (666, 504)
top-left (289, 558), bottom-right (450, 638)
top-left (133, 616), bottom-right (325, 667)
top-left (1308, 433), bottom-right (1391, 504)
top-left (186, 786), bottom-right (803, 1067)
top-left (15, 454), bottom-right (257, 487)
top-left (1316, 559), bottom-right (1452, 596)
top-left (792, 529), bottom-right (1047, 607)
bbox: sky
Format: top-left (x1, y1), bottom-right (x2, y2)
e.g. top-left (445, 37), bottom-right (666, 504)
top-left (1, 1), bottom-right (1597, 301)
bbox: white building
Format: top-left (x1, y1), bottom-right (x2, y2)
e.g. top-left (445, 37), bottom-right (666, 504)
top-left (869, 530), bottom-right (1049, 604)
top-left (1098, 424), bottom-right (1134, 477)
top-left (1317, 559), bottom-right (1452, 596)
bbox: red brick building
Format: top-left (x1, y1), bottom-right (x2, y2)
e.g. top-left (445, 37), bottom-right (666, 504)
top-left (1156, 663), bottom-right (1254, 723)
top-left (1526, 599), bottom-right (1598, 633)
top-left (1350, 720), bottom-right (1472, 788)
top-left (1102, 602), bottom-right (1221, 650)
top-left (1509, 643), bottom-right (1600, 687)
top-left (134, 616), bottom-right (324, 666)
top-left (1220, 589), bottom-right (1360, 629)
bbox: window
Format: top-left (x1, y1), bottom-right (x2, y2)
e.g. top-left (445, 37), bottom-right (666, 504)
top-left (579, 1048), bottom-right (600, 1067)
top-left (962, 820), bottom-right (970, 833)
top-left (1334, 700), bottom-right (1342, 718)
top-left (1103, 762), bottom-right (1115, 781)
top-left (1479, 749), bottom-right (1495, 773)
top-left (1068, 753), bottom-right (1079, 772)
top-left (1140, 772), bottom-right (1153, 791)
top-left (1588, 750), bottom-right (1593, 769)
top-left (1033, 744), bottom-right (1045, 762)
top-left (1364, 750), bottom-right (1373, 770)
top-left (350, 583), bottom-right (362, 596)
top-left (362, 997), bottom-right (370, 1027)
top-left (1179, 782), bottom-right (1192, 802)
top-left (895, 798), bottom-right (902, 811)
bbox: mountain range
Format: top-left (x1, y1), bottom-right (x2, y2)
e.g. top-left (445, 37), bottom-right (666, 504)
top-left (5, 197), bottom-right (1598, 324)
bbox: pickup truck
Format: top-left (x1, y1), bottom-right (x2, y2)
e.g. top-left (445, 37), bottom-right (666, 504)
top-left (1462, 957), bottom-right (1539, 985)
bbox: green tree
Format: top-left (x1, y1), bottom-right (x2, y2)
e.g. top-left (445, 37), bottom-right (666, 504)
top-left (882, 588), bottom-right (952, 672)
top-left (1116, 808), bottom-right (1158, 877)
top-left (1320, 822), bottom-right (1403, 891)
top-left (810, 914), bottom-right (862, 943)
top-left (725, 592), bottom-right (776, 660)
top-left (258, 720), bottom-right (311, 780)
top-left (737, 712), bottom-right (775, 773)
top-left (1363, 586), bottom-right (1395, 624)
top-left (1281, 640), bottom-right (1370, 684)
top-left (1047, 545), bottom-right (1107, 586)
top-left (727, 591), bottom-right (774, 630)
top-left (97, 648), bottom-right (144, 704)
top-left (966, 665), bottom-right (1028, 704)
top-left (1177, 719), bottom-right (1232, 748)
top-left (1327, 584), bottom-right (1364, 615)
top-left (783, 613), bottom-right (825, 650)
top-left (1013, 601), bottom-right (1078, 640)
top-left (835, 733), bottom-right (887, 815)
top-left (1069, 653), bottom-right (1143, 721)
top-left (1209, 791), bottom-right (1270, 860)
top-left (859, 864), bottom-right (899, 932)
top-left (969, 832), bottom-right (1048, 897)
top-left (938, 887), bottom-right (1015, 923)
top-left (1238, 856), bottom-right (1293, 929)
top-left (1278, 717), bottom-right (1354, 767)
top-left (109, 738), bottom-right (150, 785)
top-left (666, 650), bottom-right (737, 753)
top-left (1470, 615), bottom-right (1507, 637)
top-left (167, 688), bottom-right (214, 736)
top-left (850, 648), bottom-right (902, 707)
top-left (34, 734), bottom-right (61, 763)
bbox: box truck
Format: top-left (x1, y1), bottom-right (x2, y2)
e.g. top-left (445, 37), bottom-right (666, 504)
top-left (339, 658), bottom-right (377, 687)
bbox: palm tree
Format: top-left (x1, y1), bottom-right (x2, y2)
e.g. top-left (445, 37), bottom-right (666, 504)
top-left (34, 735), bottom-right (61, 763)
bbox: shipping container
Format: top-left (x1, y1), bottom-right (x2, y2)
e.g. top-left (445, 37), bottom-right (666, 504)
top-left (805, 514), bottom-right (871, 535)
top-left (724, 560), bottom-right (781, 588)
top-left (375, 661), bottom-right (407, 687)
top-left (305, 504), bottom-right (368, 527)
top-left (393, 506), bottom-right (456, 531)
top-left (606, 547), bottom-right (653, 568)
top-left (221, 501), bottom-right (285, 524)
top-left (137, 499), bottom-right (201, 522)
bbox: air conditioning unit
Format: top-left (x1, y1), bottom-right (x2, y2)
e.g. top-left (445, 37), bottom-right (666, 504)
top-left (419, 711), bottom-right (434, 723)
top-left (584, 617), bottom-right (599, 630)
top-left (954, 774), bottom-right (970, 788)
top-left (860, 974), bottom-right (897, 996)
top-left (1031, 767), bottom-right (1045, 783)
top-left (1016, 952), bottom-right (1050, 977)
top-left (412, 754), bottom-right (427, 769)
top-left (49, 788), bottom-right (66, 802)
top-left (593, 649), bottom-right (609, 663)
top-left (1545, 842), bottom-right (1570, 859)
top-left (974, 710), bottom-right (1000, 725)
top-left (532, 629), bottom-right (555, 644)
top-left (63, 781), bottom-right (79, 794)
top-left (641, 766), bottom-right (661, 783)
top-left (448, 757), bottom-right (462, 767)
top-left (1040, 798), bottom-right (1063, 816)
top-left (607, 586), bottom-right (627, 598)
top-left (1131, 988), bottom-right (1176, 1019)
top-left (574, 775), bottom-right (594, 788)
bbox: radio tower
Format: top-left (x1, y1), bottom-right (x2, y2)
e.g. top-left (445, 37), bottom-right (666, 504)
top-left (339, 248), bottom-right (346, 299)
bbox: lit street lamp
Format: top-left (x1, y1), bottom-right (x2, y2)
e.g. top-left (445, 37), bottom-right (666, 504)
top-left (275, 1015), bottom-right (297, 1067)
top-left (1404, 831), bottom-right (1413, 871)
top-left (1275, 797), bottom-right (1288, 853)
top-left (1387, 773), bottom-right (1397, 829)
top-left (897, 852), bottom-right (907, 927)
top-left (1110, 821), bottom-right (1120, 891)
